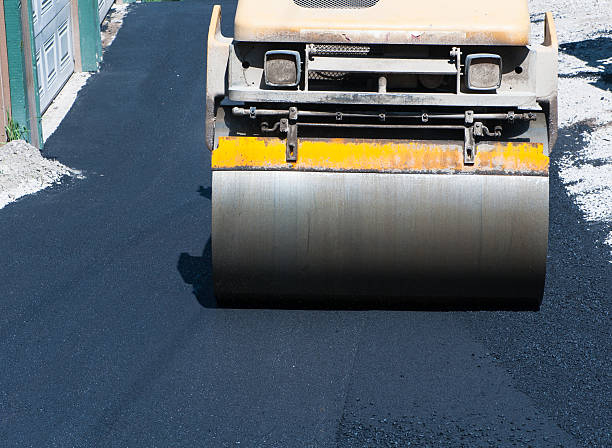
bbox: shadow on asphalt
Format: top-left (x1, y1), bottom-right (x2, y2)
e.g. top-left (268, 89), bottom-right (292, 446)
top-left (177, 232), bottom-right (541, 313)
top-left (197, 185), bottom-right (212, 199)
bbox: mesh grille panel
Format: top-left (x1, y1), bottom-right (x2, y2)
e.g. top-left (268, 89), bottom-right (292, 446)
top-left (309, 71), bottom-right (348, 80)
top-left (294, 0), bottom-right (380, 8)
top-left (309, 44), bottom-right (373, 56)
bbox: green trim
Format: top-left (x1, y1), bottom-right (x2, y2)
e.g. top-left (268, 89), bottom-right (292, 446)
top-left (2, 0), bottom-right (42, 146)
top-left (78, 0), bottom-right (102, 71)
top-left (3, 0), bottom-right (28, 129)
top-left (24, 0), bottom-right (42, 146)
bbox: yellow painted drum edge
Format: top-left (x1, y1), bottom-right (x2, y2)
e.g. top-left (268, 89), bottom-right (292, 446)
top-left (212, 137), bottom-right (549, 176)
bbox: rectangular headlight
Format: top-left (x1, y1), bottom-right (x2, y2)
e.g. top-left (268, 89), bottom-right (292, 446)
top-left (264, 50), bottom-right (301, 87)
top-left (465, 54), bottom-right (502, 91)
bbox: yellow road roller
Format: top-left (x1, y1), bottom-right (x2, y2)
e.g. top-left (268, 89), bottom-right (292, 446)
top-left (206, 0), bottom-right (558, 302)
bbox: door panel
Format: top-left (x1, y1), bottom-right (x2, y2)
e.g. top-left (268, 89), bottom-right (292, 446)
top-left (98, 0), bottom-right (114, 24)
top-left (35, 3), bottom-right (74, 112)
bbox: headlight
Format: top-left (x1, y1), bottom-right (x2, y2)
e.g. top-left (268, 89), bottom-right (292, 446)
top-left (465, 54), bottom-right (502, 91)
top-left (264, 50), bottom-right (301, 87)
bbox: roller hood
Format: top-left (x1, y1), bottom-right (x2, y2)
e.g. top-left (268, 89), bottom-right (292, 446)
top-left (234, 0), bottom-right (531, 45)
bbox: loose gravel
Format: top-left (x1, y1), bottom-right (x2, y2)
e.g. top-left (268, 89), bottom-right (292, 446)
top-left (0, 140), bottom-right (81, 209)
top-left (531, 0), bottom-right (612, 261)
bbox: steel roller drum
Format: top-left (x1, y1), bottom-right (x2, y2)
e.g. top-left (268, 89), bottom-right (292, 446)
top-left (212, 169), bottom-right (548, 301)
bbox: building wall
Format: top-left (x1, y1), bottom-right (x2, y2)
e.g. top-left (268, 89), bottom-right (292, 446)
top-left (0, 0), bottom-right (12, 142)
top-left (1, 0), bottom-right (105, 145)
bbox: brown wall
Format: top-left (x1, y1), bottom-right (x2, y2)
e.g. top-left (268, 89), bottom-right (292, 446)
top-left (70, 0), bottom-right (82, 72)
top-left (0, 0), bottom-right (11, 142)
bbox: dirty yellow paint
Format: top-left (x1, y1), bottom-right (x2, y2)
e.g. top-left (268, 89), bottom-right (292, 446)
top-left (212, 137), bottom-right (549, 175)
top-left (234, 0), bottom-right (531, 46)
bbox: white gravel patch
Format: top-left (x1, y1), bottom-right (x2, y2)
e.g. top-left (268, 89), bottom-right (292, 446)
top-left (42, 72), bottom-right (91, 141)
top-left (0, 140), bottom-right (82, 209)
top-left (561, 130), bottom-right (612, 222)
top-left (102, 3), bottom-right (129, 49)
top-left (558, 77), bottom-right (612, 128)
top-left (530, 0), bottom-right (612, 261)
top-left (529, 0), bottom-right (611, 44)
top-left (558, 126), bottom-right (612, 261)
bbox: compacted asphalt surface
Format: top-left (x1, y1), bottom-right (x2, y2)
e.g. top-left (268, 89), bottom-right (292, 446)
top-left (1, 1), bottom-right (610, 447)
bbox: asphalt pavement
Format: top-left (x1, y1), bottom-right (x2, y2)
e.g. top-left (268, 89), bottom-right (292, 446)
top-left (1, 1), bottom-right (610, 447)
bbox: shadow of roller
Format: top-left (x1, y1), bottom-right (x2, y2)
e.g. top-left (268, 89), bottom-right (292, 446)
top-left (177, 237), bottom-right (541, 312)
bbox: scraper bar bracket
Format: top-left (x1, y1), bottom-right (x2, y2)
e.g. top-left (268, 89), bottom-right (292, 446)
top-left (280, 107), bottom-right (299, 162)
top-left (463, 111), bottom-right (503, 164)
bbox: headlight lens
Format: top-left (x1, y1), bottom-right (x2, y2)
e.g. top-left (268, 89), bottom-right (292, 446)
top-left (465, 54), bottom-right (502, 91)
top-left (264, 50), bottom-right (301, 87)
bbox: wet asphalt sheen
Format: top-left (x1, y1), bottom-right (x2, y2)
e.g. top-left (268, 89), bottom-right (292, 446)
top-left (1, 2), bottom-right (610, 447)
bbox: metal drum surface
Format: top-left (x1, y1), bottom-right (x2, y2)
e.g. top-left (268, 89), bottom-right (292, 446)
top-left (212, 171), bottom-right (548, 301)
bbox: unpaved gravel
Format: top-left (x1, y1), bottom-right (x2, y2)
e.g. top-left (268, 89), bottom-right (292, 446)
top-left (101, 3), bottom-right (130, 50)
top-left (0, 140), bottom-right (81, 209)
top-left (42, 73), bottom-right (91, 141)
top-left (530, 0), bottom-right (612, 261)
top-left (529, 0), bottom-right (611, 44)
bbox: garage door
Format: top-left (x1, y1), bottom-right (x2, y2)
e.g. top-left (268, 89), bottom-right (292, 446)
top-left (31, 0), bottom-right (74, 112)
top-left (98, 0), bottom-right (114, 24)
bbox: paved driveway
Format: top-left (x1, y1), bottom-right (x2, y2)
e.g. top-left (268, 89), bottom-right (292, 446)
top-left (1, 1), bottom-right (610, 446)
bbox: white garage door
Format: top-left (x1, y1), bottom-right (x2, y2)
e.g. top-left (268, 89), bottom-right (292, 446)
top-left (31, 0), bottom-right (74, 112)
top-left (98, 0), bottom-right (114, 24)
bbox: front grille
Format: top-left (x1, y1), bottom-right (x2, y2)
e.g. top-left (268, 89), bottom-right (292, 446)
top-left (309, 44), bottom-right (373, 56)
top-left (308, 71), bottom-right (348, 80)
top-left (294, 0), bottom-right (380, 8)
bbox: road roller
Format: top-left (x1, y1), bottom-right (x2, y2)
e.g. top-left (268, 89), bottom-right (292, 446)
top-left (205, 0), bottom-right (558, 302)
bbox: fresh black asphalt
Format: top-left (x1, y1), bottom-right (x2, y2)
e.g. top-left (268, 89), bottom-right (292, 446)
top-left (1, 1), bottom-right (610, 446)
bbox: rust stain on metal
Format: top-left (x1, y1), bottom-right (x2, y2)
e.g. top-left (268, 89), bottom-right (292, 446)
top-left (213, 137), bottom-right (549, 175)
